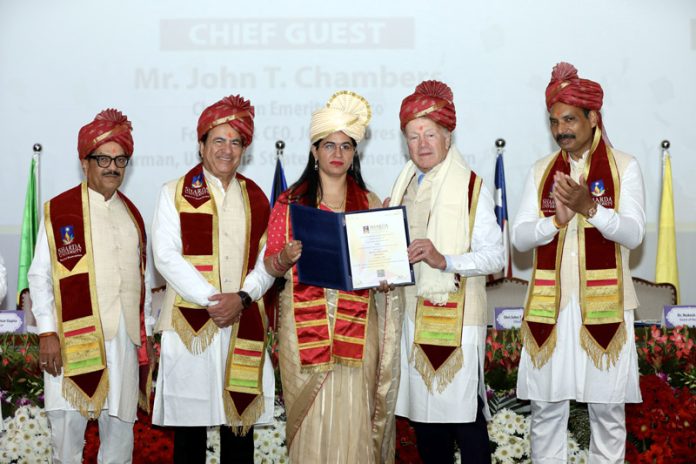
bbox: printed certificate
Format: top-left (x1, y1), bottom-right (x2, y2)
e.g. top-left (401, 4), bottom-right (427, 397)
top-left (290, 204), bottom-right (414, 291)
top-left (344, 207), bottom-right (414, 289)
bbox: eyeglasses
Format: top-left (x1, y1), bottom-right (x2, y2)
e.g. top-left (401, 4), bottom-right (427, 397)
top-left (320, 142), bottom-right (355, 154)
top-left (86, 154), bottom-right (130, 168)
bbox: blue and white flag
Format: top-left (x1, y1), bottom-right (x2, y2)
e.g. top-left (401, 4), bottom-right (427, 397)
top-left (494, 151), bottom-right (512, 278)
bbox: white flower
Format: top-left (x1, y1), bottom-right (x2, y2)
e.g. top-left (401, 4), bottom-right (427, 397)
top-left (7, 441), bottom-right (20, 455)
top-left (493, 444), bottom-right (514, 461)
top-left (567, 436), bottom-right (579, 452)
top-left (14, 407), bottom-right (29, 422)
top-left (31, 436), bottom-right (46, 451)
top-left (492, 409), bottom-right (514, 427)
top-left (512, 414), bottom-right (526, 434)
top-left (510, 443), bottom-right (525, 459)
top-left (489, 429), bottom-right (507, 444)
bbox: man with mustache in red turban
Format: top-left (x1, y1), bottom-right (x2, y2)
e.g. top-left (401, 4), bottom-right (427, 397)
top-left (389, 81), bottom-right (504, 464)
top-left (151, 95), bottom-right (276, 463)
top-left (29, 109), bottom-right (153, 462)
top-left (512, 63), bottom-right (646, 463)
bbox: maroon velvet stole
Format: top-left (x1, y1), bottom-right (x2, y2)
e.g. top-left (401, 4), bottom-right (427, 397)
top-left (522, 131), bottom-right (625, 369)
top-left (172, 164), bottom-right (221, 352)
top-left (45, 183), bottom-right (149, 417)
top-left (284, 177), bottom-right (372, 371)
top-left (174, 163), bottom-right (271, 431)
top-left (223, 172), bottom-right (271, 431)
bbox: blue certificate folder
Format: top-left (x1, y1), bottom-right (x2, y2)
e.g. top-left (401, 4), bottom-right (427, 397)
top-left (289, 204), bottom-right (414, 291)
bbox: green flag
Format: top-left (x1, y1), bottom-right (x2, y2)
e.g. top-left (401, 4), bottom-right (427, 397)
top-left (17, 157), bottom-right (39, 307)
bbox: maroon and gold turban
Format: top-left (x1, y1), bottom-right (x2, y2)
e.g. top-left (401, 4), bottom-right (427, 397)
top-left (545, 62), bottom-right (603, 112)
top-left (197, 95), bottom-right (255, 145)
top-left (77, 109), bottom-right (133, 160)
top-left (399, 80), bottom-right (456, 132)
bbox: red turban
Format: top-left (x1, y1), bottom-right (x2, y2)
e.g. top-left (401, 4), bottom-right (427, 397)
top-left (77, 109), bottom-right (133, 160)
top-left (545, 62), bottom-right (603, 112)
top-left (399, 80), bottom-right (456, 132)
top-left (197, 95), bottom-right (255, 145)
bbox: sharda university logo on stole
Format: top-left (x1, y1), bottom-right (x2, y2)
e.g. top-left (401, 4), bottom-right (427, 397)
top-left (184, 173), bottom-right (208, 200)
top-left (589, 179), bottom-right (614, 208)
top-left (57, 225), bottom-right (83, 259)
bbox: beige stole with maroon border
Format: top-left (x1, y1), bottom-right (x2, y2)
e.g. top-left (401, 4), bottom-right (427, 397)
top-left (522, 129), bottom-right (625, 370)
top-left (174, 164), bottom-right (270, 432)
top-left (45, 182), bottom-right (150, 417)
top-left (412, 172), bottom-right (481, 393)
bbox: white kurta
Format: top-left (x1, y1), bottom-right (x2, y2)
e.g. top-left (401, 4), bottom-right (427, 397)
top-left (28, 188), bottom-right (152, 421)
top-left (395, 160), bottom-right (504, 423)
top-left (151, 170), bottom-right (275, 427)
top-left (512, 151), bottom-right (645, 403)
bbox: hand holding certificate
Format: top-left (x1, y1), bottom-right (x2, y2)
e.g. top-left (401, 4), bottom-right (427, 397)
top-left (290, 204), bottom-right (415, 291)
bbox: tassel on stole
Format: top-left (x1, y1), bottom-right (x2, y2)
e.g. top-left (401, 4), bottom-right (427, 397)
top-left (62, 370), bottom-right (109, 419)
top-left (411, 345), bottom-right (463, 394)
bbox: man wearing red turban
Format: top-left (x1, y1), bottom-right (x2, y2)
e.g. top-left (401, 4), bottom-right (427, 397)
top-left (390, 81), bottom-right (504, 464)
top-left (29, 109), bottom-right (153, 462)
top-left (151, 95), bottom-right (276, 462)
top-left (512, 63), bottom-right (646, 463)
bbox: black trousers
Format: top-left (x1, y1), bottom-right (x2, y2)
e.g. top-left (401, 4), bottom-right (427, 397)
top-left (173, 425), bottom-right (254, 464)
top-left (411, 396), bottom-right (491, 464)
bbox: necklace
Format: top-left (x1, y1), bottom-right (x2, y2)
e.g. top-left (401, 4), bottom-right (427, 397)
top-left (321, 197), bottom-right (345, 210)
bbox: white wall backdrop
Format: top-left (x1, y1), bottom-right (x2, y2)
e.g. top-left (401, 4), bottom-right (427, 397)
top-left (1, 0), bottom-right (695, 308)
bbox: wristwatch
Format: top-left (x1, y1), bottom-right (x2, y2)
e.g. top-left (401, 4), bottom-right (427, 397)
top-left (238, 291), bottom-right (252, 309)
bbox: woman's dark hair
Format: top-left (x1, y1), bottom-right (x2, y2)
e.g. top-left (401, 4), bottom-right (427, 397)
top-left (285, 137), bottom-right (367, 207)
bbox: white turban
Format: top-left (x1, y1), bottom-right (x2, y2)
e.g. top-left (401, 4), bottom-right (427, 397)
top-left (310, 91), bottom-right (372, 143)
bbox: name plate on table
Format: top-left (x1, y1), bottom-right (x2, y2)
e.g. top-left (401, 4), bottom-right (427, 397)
top-left (493, 307), bottom-right (524, 330)
top-left (290, 204), bottom-right (415, 291)
top-left (663, 305), bottom-right (696, 328)
top-left (0, 310), bottom-right (25, 333)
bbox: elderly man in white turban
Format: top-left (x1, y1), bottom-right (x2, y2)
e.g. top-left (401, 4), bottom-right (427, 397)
top-left (263, 91), bottom-right (402, 463)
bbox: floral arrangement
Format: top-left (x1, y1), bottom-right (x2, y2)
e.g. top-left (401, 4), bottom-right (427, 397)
top-left (485, 329), bottom-right (523, 392)
top-left (82, 408), bottom-right (174, 463)
top-left (0, 334), bottom-right (42, 419)
top-left (636, 325), bottom-right (696, 389)
top-left (2, 326), bottom-right (695, 463)
top-left (252, 400), bottom-right (288, 463)
top-left (625, 374), bottom-right (696, 463)
top-left (488, 408), bottom-right (588, 463)
top-left (0, 405), bottom-right (51, 463)
top-left (625, 325), bottom-right (696, 463)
